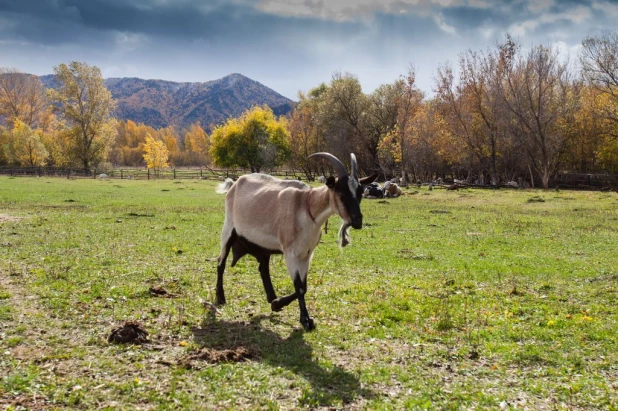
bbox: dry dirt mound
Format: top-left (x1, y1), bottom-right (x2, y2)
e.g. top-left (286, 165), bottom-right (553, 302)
top-left (108, 321), bottom-right (149, 344)
top-left (148, 285), bottom-right (177, 298)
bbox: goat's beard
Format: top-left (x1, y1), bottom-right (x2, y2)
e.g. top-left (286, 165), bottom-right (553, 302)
top-left (338, 222), bottom-right (352, 248)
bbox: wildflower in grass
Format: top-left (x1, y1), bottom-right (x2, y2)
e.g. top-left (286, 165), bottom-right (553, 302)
top-left (547, 320), bottom-right (556, 327)
top-left (581, 316), bottom-right (593, 322)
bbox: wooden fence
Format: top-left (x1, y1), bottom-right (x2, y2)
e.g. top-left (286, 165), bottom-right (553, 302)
top-left (2, 167), bottom-right (617, 190)
top-left (0, 166), bottom-right (308, 181)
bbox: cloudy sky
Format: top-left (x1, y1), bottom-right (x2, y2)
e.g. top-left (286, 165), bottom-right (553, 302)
top-left (0, 0), bottom-right (616, 99)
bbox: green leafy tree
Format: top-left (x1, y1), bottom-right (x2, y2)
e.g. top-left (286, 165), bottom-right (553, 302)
top-left (47, 62), bottom-right (117, 171)
top-left (210, 105), bottom-right (290, 172)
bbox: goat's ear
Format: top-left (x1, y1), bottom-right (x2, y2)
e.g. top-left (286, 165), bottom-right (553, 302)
top-left (359, 173), bottom-right (379, 186)
top-left (326, 176), bottom-right (336, 188)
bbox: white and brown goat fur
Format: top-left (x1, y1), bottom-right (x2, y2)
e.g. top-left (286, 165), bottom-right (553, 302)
top-left (214, 153), bottom-right (376, 331)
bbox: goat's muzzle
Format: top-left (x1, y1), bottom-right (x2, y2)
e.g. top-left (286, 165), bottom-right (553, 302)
top-left (351, 216), bottom-right (362, 230)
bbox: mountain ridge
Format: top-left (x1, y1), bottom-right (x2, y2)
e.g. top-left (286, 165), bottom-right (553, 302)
top-left (39, 73), bottom-right (295, 130)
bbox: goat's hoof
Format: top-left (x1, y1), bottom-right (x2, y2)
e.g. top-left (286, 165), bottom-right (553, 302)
top-left (271, 300), bottom-right (283, 312)
top-left (301, 318), bottom-right (316, 331)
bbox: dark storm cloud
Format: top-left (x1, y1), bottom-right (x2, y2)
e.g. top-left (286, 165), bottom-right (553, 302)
top-left (1, 0), bottom-right (618, 98)
top-left (0, 0), bottom-right (363, 47)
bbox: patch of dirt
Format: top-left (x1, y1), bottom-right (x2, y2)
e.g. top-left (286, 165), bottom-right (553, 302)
top-left (108, 321), bottom-right (149, 344)
top-left (0, 214), bottom-right (21, 223)
top-left (398, 249), bottom-right (433, 260)
top-left (11, 345), bottom-right (49, 362)
top-left (181, 346), bottom-right (256, 368)
top-left (0, 394), bottom-right (51, 408)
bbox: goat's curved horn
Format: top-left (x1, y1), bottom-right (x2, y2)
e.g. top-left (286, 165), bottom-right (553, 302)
top-left (308, 152), bottom-right (347, 178)
top-left (350, 153), bottom-right (358, 180)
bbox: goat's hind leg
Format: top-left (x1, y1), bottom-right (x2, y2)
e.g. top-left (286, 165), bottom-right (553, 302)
top-left (215, 226), bottom-right (237, 306)
top-left (258, 254), bottom-right (278, 303)
top-left (233, 237), bottom-right (278, 304)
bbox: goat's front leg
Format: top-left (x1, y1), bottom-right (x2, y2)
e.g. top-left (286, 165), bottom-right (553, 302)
top-left (294, 272), bottom-right (314, 331)
top-left (270, 292), bottom-right (298, 312)
top-left (279, 254), bottom-right (315, 331)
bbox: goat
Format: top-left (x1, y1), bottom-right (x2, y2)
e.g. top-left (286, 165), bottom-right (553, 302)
top-left (316, 175), bottom-right (326, 183)
top-left (214, 153), bottom-right (376, 331)
top-left (363, 182), bottom-right (384, 199)
top-left (383, 181), bottom-right (402, 198)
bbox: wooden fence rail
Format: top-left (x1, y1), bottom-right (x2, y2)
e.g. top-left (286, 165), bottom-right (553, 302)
top-left (2, 167), bottom-right (617, 190)
top-left (0, 166), bottom-right (309, 181)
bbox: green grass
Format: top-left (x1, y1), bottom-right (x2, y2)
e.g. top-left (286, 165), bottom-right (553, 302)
top-left (1, 176), bottom-right (617, 409)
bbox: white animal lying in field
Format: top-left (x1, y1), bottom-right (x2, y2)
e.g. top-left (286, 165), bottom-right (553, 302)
top-left (383, 181), bottom-right (402, 197)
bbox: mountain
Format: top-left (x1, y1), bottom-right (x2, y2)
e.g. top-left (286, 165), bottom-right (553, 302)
top-left (39, 73), bottom-right (295, 129)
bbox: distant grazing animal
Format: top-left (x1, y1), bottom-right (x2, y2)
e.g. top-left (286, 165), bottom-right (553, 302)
top-left (97, 174), bottom-right (108, 179)
top-left (363, 182), bottom-right (384, 199)
top-left (214, 153), bottom-right (377, 331)
top-left (316, 175), bottom-right (326, 183)
top-left (383, 181), bottom-right (402, 198)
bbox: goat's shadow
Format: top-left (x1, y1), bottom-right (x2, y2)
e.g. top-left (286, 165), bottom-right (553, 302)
top-left (192, 315), bottom-right (373, 407)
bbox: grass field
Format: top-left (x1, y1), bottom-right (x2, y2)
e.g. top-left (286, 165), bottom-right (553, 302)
top-left (1, 176), bottom-right (617, 410)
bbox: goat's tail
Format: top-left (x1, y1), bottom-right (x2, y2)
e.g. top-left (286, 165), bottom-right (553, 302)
top-left (216, 178), bottom-right (234, 194)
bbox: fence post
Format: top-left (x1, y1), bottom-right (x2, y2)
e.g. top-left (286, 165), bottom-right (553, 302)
top-left (121, 170), bottom-right (123, 180)
top-left (148, 168), bottom-right (150, 180)
top-left (174, 169), bottom-right (176, 179)
top-left (200, 168), bottom-right (202, 178)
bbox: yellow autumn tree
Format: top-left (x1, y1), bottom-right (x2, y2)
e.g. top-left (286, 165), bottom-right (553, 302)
top-left (46, 62), bottom-right (117, 171)
top-left (143, 134), bottom-right (170, 175)
top-left (2, 119), bottom-right (48, 166)
top-left (184, 123), bottom-right (209, 160)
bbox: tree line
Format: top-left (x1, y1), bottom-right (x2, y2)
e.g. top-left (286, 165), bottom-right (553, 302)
top-left (1, 32), bottom-right (618, 187)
